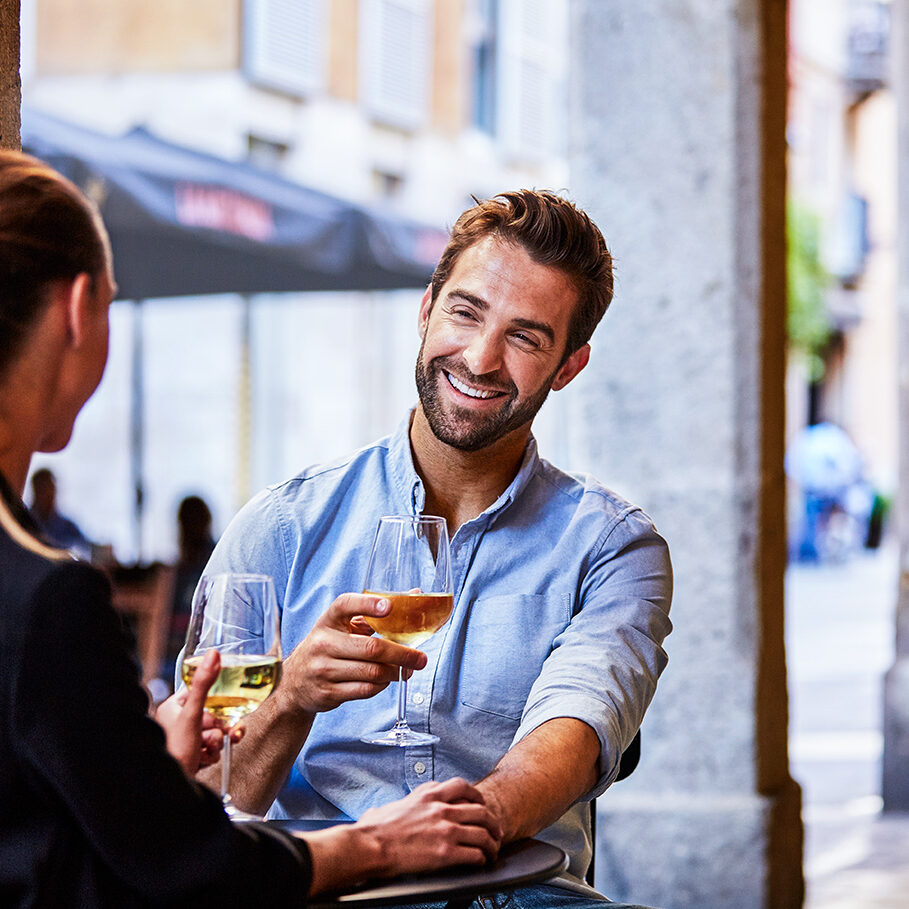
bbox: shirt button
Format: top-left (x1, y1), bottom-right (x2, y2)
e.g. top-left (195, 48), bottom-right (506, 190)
top-left (412, 692), bottom-right (425, 705)
top-left (414, 762), bottom-right (426, 774)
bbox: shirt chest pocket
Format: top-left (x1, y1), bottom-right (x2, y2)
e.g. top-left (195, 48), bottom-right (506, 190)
top-left (459, 593), bottom-right (571, 722)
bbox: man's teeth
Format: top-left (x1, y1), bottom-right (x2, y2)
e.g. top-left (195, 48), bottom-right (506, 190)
top-left (446, 372), bottom-right (499, 399)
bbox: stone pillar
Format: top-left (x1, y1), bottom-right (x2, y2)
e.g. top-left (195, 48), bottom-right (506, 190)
top-left (0, 0), bottom-right (20, 149)
top-left (568, 2), bottom-right (802, 907)
top-left (883, 0), bottom-right (909, 811)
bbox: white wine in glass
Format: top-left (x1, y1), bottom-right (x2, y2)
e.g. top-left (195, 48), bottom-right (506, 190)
top-left (181, 572), bottom-right (282, 820)
top-left (360, 515), bottom-right (453, 747)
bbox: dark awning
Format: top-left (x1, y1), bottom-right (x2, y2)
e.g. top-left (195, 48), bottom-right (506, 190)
top-left (21, 107), bottom-right (446, 299)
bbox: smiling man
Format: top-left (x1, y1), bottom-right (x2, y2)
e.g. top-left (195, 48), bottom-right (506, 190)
top-left (199, 191), bottom-right (673, 908)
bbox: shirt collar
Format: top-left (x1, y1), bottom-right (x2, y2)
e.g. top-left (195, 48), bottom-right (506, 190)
top-left (388, 409), bottom-right (424, 516)
top-left (387, 408), bottom-right (540, 524)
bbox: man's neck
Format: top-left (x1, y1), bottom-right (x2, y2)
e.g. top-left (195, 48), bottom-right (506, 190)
top-left (408, 407), bottom-right (530, 534)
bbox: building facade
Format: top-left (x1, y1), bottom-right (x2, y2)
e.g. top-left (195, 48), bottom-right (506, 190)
top-left (21, 0), bottom-right (574, 562)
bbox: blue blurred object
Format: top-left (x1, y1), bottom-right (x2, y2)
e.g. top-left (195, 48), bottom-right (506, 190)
top-left (786, 422), bottom-right (872, 563)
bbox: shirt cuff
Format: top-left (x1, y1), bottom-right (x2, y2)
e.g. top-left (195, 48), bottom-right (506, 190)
top-left (513, 694), bottom-right (625, 799)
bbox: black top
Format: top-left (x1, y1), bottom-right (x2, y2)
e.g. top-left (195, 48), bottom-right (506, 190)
top-left (0, 473), bottom-right (312, 907)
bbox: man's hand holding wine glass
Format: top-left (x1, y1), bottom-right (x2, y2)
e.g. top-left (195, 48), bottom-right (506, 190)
top-left (274, 591), bottom-right (429, 716)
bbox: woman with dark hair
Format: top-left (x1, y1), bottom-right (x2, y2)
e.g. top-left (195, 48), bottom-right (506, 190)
top-left (0, 150), bottom-right (499, 907)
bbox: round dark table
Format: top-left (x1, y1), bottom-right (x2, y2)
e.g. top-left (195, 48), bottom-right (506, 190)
top-left (267, 819), bottom-right (569, 907)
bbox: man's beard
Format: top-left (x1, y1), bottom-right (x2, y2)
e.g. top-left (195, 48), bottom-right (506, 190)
top-left (414, 339), bottom-right (556, 453)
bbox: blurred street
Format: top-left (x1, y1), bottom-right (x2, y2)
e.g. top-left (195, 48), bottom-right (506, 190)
top-left (787, 539), bottom-right (909, 908)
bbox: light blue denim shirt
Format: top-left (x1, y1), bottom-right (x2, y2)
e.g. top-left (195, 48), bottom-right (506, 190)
top-left (203, 411), bottom-right (673, 885)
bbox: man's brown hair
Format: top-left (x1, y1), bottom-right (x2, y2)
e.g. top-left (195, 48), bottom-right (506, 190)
top-left (430, 190), bottom-right (614, 357)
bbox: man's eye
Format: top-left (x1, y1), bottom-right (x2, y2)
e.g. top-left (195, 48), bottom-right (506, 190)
top-left (512, 332), bottom-right (540, 349)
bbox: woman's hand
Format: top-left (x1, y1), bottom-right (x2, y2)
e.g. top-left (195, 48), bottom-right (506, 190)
top-left (303, 778), bottom-right (502, 895)
top-left (154, 650), bottom-right (242, 775)
top-left (359, 777), bottom-right (502, 872)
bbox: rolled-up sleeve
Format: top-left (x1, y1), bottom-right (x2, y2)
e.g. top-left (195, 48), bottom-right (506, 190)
top-left (513, 508), bottom-right (673, 798)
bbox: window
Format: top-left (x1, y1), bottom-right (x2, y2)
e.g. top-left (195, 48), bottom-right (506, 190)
top-left (244, 0), bottom-right (325, 97)
top-left (247, 134), bottom-right (290, 171)
top-left (360, 0), bottom-right (432, 130)
top-left (467, 0), bottom-right (568, 158)
top-left (494, 0), bottom-right (567, 159)
top-left (468, 0), bottom-right (498, 134)
top-left (373, 169), bottom-right (404, 199)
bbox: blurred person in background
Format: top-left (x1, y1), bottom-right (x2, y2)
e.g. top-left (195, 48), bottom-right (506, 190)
top-left (786, 420), bottom-right (873, 563)
top-left (163, 494), bottom-right (217, 685)
top-left (28, 466), bottom-right (92, 558)
top-left (0, 149), bottom-right (500, 907)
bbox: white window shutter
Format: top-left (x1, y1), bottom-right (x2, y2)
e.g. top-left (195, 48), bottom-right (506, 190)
top-left (497, 0), bottom-right (566, 158)
top-left (244, 0), bottom-right (325, 97)
top-left (360, 0), bottom-right (431, 130)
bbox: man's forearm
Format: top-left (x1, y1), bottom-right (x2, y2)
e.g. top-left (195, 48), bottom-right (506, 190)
top-left (197, 694), bottom-right (314, 814)
top-left (474, 717), bottom-right (601, 842)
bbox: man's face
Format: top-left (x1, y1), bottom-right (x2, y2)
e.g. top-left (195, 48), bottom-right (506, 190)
top-left (415, 236), bottom-right (589, 453)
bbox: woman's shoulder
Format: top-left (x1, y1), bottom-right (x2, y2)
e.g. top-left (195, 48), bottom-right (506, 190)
top-left (0, 507), bottom-right (106, 628)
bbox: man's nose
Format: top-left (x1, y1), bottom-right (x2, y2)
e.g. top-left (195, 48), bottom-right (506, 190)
top-left (463, 331), bottom-right (503, 376)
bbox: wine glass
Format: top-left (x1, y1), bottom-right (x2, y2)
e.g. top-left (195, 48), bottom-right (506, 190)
top-left (181, 572), bottom-right (282, 820)
top-left (360, 515), bottom-right (453, 747)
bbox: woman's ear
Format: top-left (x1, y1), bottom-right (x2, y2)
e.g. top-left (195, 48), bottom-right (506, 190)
top-left (62, 274), bottom-right (95, 348)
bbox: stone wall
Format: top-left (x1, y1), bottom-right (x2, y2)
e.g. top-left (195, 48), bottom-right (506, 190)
top-left (0, 0), bottom-right (20, 149)
top-left (883, 0), bottom-right (909, 812)
top-left (568, 2), bottom-right (803, 907)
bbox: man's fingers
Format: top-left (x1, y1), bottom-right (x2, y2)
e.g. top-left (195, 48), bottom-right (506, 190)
top-left (323, 593), bottom-right (391, 628)
top-left (305, 623), bottom-right (427, 674)
top-left (348, 616), bottom-right (375, 636)
top-left (282, 595), bottom-right (430, 714)
top-left (450, 824), bottom-right (500, 863)
top-left (339, 629), bottom-right (427, 671)
top-left (420, 776), bottom-right (487, 805)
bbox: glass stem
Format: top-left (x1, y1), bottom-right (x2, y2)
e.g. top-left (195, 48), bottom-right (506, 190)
top-left (221, 729), bottom-right (232, 805)
top-left (395, 666), bottom-right (410, 730)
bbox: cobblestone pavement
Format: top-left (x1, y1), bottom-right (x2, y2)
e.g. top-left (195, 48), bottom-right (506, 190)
top-left (786, 539), bottom-right (909, 908)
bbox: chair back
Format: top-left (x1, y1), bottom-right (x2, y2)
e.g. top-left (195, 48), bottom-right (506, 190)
top-left (586, 730), bottom-right (641, 887)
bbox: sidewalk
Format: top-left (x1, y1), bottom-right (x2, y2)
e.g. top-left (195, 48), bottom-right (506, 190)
top-left (786, 539), bottom-right (909, 908)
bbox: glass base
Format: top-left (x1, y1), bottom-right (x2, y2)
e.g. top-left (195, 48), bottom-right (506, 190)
top-left (361, 726), bottom-right (440, 747)
top-left (224, 797), bottom-right (263, 823)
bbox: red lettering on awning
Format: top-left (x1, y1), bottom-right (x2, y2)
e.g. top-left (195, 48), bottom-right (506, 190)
top-left (174, 183), bottom-right (275, 242)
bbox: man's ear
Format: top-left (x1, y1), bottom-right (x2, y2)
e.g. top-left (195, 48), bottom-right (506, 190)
top-left (62, 273), bottom-right (95, 348)
top-left (417, 285), bottom-right (433, 339)
top-left (551, 343), bottom-right (590, 391)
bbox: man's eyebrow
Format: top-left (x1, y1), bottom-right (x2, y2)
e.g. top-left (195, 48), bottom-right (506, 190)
top-left (447, 289), bottom-right (489, 311)
top-left (446, 289), bottom-right (556, 343)
top-left (511, 317), bottom-right (555, 344)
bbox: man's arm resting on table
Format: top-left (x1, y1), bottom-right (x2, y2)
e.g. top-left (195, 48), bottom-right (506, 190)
top-left (474, 717), bottom-right (601, 843)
